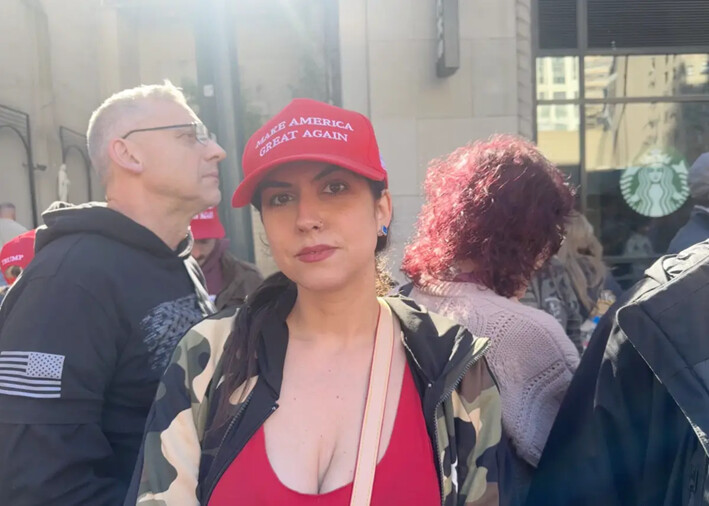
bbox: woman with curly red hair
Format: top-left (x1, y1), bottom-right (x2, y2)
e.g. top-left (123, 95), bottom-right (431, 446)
top-left (402, 134), bottom-right (579, 500)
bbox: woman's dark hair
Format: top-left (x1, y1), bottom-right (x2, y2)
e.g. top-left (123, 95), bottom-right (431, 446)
top-left (402, 134), bottom-right (575, 298)
top-left (215, 178), bottom-right (389, 425)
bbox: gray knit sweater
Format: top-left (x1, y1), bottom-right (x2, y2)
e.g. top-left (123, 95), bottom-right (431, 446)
top-left (410, 281), bottom-right (579, 467)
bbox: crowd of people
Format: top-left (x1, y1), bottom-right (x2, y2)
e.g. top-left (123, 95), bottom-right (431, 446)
top-left (0, 81), bottom-right (707, 506)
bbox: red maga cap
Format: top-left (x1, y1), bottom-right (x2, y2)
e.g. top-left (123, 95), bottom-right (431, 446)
top-left (232, 98), bottom-right (388, 208)
top-left (1, 229), bottom-right (36, 284)
top-left (190, 207), bottom-right (226, 240)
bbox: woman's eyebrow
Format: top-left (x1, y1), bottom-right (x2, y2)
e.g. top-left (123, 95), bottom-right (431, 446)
top-left (313, 165), bottom-right (345, 181)
top-left (259, 180), bottom-right (292, 190)
top-left (260, 165), bottom-right (344, 190)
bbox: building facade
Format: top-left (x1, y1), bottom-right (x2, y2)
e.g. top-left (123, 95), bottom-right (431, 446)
top-left (1, 0), bottom-right (706, 285)
top-left (534, 0), bottom-right (709, 285)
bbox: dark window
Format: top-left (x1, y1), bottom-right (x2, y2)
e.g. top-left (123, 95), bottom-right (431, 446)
top-left (538, 0), bottom-right (577, 50)
top-left (587, 0), bottom-right (709, 49)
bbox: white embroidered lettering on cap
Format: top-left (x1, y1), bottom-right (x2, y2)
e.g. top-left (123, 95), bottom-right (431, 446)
top-left (289, 117), bottom-right (354, 131)
top-left (1, 255), bottom-right (23, 267)
top-left (302, 130), bottom-right (348, 141)
top-left (258, 131), bottom-right (299, 157)
top-left (255, 121), bottom-right (287, 148)
top-left (257, 116), bottom-right (355, 158)
top-left (0, 351), bottom-right (65, 399)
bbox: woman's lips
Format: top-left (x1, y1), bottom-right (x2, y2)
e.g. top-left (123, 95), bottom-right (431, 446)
top-left (296, 245), bottom-right (337, 263)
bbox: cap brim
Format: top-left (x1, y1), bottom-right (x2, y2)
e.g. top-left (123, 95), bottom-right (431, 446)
top-left (232, 153), bottom-right (387, 208)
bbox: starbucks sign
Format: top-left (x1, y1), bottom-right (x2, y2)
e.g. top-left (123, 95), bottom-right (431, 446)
top-left (620, 149), bottom-right (690, 218)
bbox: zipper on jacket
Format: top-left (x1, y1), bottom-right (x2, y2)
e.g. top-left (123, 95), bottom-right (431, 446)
top-left (431, 340), bottom-right (490, 506)
top-left (202, 387), bottom-right (278, 504)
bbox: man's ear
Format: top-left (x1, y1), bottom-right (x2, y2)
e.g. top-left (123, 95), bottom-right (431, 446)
top-left (107, 138), bottom-right (143, 175)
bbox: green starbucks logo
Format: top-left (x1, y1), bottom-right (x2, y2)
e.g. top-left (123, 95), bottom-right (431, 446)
top-left (620, 149), bottom-right (690, 218)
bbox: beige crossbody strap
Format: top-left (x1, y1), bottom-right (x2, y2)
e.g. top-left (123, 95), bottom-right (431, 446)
top-left (349, 298), bottom-right (395, 506)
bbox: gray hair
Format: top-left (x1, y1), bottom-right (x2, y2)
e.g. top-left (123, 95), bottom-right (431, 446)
top-left (86, 81), bottom-right (189, 182)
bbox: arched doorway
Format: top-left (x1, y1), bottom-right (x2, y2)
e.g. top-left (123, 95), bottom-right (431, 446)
top-left (59, 127), bottom-right (93, 203)
top-left (0, 106), bottom-right (38, 227)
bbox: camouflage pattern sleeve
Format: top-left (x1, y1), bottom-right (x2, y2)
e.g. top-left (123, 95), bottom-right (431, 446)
top-left (129, 312), bottom-right (237, 506)
top-left (452, 351), bottom-right (503, 505)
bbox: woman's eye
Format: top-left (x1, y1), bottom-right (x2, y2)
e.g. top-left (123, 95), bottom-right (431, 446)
top-left (323, 182), bottom-right (348, 194)
top-left (267, 193), bottom-right (294, 206)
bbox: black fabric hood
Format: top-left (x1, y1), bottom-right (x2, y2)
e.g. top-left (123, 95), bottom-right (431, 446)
top-left (35, 202), bottom-right (193, 259)
top-left (617, 240), bottom-right (709, 457)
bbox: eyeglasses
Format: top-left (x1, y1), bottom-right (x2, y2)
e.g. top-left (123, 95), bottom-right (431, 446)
top-left (121, 122), bottom-right (211, 145)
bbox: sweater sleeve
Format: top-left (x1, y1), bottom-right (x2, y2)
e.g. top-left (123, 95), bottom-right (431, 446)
top-left (518, 320), bottom-right (579, 467)
top-left (485, 307), bottom-right (579, 469)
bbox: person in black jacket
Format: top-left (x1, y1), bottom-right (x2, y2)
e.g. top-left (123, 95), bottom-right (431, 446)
top-left (0, 81), bottom-right (225, 505)
top-left (526, 239), bottom-right (709, 506)
top-left (668, 152), bottom-right (709, 254)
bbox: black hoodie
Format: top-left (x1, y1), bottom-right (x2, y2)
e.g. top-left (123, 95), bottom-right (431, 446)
top-left (0, 203), bottom-right (214, 505)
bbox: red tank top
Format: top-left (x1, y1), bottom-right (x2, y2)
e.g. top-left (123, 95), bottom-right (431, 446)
top-left (209, 363), bottom-right (440, 505)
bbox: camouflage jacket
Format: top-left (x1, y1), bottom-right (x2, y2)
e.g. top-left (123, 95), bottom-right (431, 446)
top-left (126, 292), bottom-right (505, 506)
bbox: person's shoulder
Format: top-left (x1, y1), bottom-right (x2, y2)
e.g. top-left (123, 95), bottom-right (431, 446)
top-left (174, 307), bottom-right (239, 363)
top-left (161, 307), bottom-right (239, 395)
top-left (508, 300), bottom-right (570, 337)
top-left (29, 233), bottom-right (121, 283)
top-left (494, 299), bottom-right (580, 362)
top-left (385, 293), bottom-right (478, 348)
top-left (669, 215), bottom-right (709, 254)
top-left (223, 251), bottom-right (262, 276)
top-left (0, 218), bottom-right (27, 238)
top-left (386, 291), bottom-right (465, 326)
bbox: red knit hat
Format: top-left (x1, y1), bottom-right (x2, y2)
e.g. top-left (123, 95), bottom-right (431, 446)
top-left (1, 229), bottom-right (36, 284)
top-left (232, 98), bottom-right (388, 208)
top-left (190, 207), bottom-right (226, 240)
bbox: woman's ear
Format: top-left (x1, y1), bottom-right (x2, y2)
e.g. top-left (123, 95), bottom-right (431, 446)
top-left (375, 189), bottom-right (393, 230)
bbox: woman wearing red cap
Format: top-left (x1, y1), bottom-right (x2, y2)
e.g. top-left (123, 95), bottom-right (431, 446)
top-left (0, 228), bottom-right (36, 291)
top-left (128, 99), bottom-right (506, 506)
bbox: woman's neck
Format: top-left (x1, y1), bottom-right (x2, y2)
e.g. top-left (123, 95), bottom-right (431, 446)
top-left (287, 276), bottom-right (381, 350)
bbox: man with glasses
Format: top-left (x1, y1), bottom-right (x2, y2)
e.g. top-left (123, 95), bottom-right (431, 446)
top-left (0, 82), bottom-right (225, 504)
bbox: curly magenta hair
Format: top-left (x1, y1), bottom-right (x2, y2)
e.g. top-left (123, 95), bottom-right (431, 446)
top-left (402, 134), bottom-right (575, 298)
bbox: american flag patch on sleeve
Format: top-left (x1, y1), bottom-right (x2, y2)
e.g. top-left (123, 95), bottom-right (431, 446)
top-left (0, 351), bottom-right (64, 399)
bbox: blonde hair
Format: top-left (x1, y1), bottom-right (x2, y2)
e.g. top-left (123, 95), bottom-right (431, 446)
top-left (86, 80), bottom-right (189, 182)
top-left (557, 212), bottom-right (606, 312)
